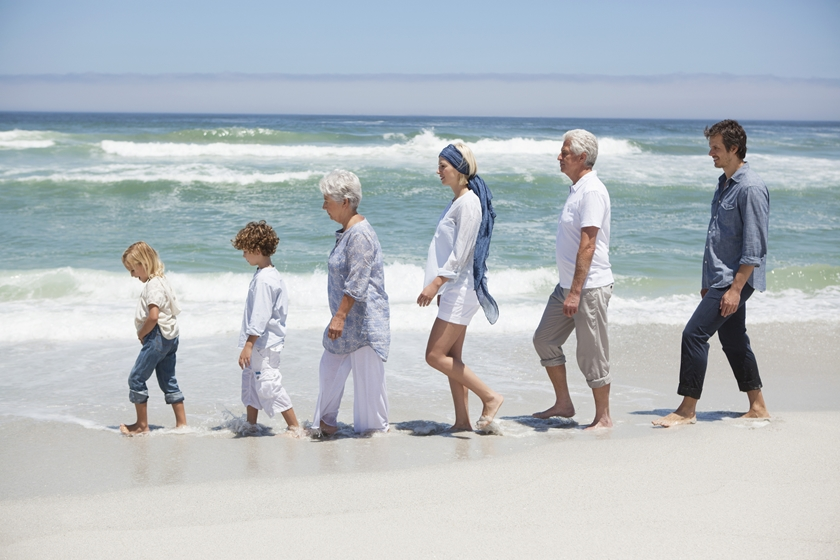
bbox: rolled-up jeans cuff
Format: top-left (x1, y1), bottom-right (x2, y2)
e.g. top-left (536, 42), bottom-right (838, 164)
top-left (164, 391), bottom-right (185, 404)
top-left (737, 381), bottom-right (762, 393)
top-left (539, 356), bottom-right (567, 368)
top-left (587, 374), bottom-right (612, 389)
top-left (678, 384), bottom-right (702, 400)
top-left (129, 390), bottom-right (149, 404)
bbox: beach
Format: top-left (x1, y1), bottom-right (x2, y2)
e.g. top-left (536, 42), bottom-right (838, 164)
top-left (1, 113), bottom-right (839, 557)
top-left (2, 322), bottom-right (839, 558)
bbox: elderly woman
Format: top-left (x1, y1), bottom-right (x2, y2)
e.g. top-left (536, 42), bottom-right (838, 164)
top-left (313, 169), bottom-right (390, 436)
top-left (417, 143), bottom-right (503, 432)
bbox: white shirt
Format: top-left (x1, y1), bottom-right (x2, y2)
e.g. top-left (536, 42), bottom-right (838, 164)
top-left (425, 190), bottom-right (482, 296)
top-left (239, 266), bottom-right (288, 351)
top-left (134, 275), bottom-right (180, 339)
top-left (556, 170), bottom-right (614, 289)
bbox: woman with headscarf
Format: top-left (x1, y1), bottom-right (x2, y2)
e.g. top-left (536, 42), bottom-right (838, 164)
top-left (417, 142), bottom-right (503, 432)
top-left (314, 169), bottom-right (390, 436)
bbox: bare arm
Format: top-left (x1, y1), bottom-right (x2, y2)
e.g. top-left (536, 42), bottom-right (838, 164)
top-left (328, 294), bottom-right (356, 339)
top-left (238, 334), bottom-right (259, 369)
top-left (417, 276), bottom-right (449, 307)
top-left (563, 226), bottom-right (599, 317)
top-left (137, 305), bottom-right (159, 342)
top-left (719, 264), bottom-right (755, 317)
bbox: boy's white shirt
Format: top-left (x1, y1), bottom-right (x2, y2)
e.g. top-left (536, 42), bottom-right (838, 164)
top-left (135, 275), bottom-right (180, 339)
top-left (239, 266), bottom-right (288, 351)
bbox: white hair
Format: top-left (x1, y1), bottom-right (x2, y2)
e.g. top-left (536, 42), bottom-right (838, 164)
top-left (319, 169), bottom-right (362, 210)
top-left (563, 129), bottom-right (599, 168)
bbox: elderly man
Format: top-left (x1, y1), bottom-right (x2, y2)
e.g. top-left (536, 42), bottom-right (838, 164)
top-left (532, 129), bottom-right (614, 429)
top-left (654, 119), bottom-right (770, 427)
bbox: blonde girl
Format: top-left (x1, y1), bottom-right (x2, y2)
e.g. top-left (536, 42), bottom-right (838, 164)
top-left (120, 241), bottom-right (186, 435)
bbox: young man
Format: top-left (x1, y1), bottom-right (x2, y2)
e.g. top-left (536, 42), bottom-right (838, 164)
top-left (654, 120), bottom-right (770, 427)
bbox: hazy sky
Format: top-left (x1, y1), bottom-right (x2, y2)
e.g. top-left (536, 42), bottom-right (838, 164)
top-left (1, 0), bottom-right (838, 118)
top-left (1, 0), bottom-right (838, 78)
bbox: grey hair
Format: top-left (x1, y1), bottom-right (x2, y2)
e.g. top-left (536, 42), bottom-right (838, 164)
top-left (319, 169), bottom-right (362, 210)
top-left (563, 129), bottom-right (599, 168)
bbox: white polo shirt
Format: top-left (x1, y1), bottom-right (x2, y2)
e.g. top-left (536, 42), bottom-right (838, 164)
top-left (555, 170), bottom-right (613, 290)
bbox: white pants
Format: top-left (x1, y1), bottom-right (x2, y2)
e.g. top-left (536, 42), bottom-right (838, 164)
top-left (241, 346), bottom-right (293, 418)
top-left (313, 346), bottom-right (389, 433)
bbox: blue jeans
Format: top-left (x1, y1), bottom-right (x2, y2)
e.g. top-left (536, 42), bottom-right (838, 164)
top-left (678, 284), bottom-right (762, 400)
top-left (128, 325), bottom-right (183, 404)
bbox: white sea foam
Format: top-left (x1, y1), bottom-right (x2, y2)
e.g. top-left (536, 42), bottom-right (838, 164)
top-left (97, 130), bottom-right (639, 165)
top-left (0, 129), bottom-right (57, 150)
top-left (1, 266), bottom-right (838, 342)
top-left (8, 163), bottom-right (322, 185)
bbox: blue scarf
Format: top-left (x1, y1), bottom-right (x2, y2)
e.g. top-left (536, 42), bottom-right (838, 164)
top-left (439, 144), bottom-right (499, 324)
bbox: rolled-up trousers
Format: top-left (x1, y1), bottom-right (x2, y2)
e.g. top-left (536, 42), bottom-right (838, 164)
top-left (678, 284), bottom-right (763, 399)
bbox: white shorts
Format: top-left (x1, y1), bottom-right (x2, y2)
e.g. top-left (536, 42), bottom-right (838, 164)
top-left (437, 285), bottom-right (480, 326)
top-left (241, 346), bottom-right (293, 418)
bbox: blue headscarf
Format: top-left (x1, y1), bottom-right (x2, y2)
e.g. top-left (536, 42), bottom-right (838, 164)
top-left (439, 144), bottom-right (499, 324)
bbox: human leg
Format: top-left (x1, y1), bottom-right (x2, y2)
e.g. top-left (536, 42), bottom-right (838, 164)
top-left (532, 284), bottom-right (576, 418)
top-left (313, 350), bottom-right (352, 435)
top-left (654, 288), bottom-right (730, 427)
top-left (716, 288), bottom-right (767, 419)
top-left (585, 384), bottom-right (612, 430)
top-left (122, 328), bottom-right (163, 433)
top-left (246, 405), bottom-right (259, 425)
top-left (252, 347), bottom-right (297, 427)
top-left (575, 286), bottom-right (613, 428)
top-left (742, 389), bottom-right (770, 419)
top-left (120, 402), bottom-right (149, 435)
top-left (350, 346), bottom-right (389, 433)
top-left (425, 318), bottom-right (503, 428)
top-left (444, 327), bottom-right (471, 429)
top-left (153, 336), bottom-right (186, 427)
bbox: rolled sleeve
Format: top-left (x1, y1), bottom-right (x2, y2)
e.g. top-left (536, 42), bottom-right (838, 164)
top-left (440, 201), bottom-right (480, 278)
top-left (343, 231), bottom-right (375, 302)
top-left (739, 185), bottom-right (769, 267)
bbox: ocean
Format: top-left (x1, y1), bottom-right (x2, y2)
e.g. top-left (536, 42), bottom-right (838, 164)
top-left (1, 112), bottom-right (838, 446)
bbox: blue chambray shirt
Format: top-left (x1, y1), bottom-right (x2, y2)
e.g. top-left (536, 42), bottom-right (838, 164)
top-left (323, 219), bottom-right (391, 361)
top-left (702, 162), bottom-right (770, 291)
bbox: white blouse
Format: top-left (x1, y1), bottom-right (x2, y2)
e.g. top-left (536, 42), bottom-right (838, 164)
top-left (424, 190), bottom-right (482, 296)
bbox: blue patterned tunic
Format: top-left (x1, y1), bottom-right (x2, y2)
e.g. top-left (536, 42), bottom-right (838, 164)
top-left (323, 219), bottom-right (390, 361)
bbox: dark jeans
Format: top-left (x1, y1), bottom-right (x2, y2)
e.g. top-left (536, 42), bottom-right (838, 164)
top-left (678, 284), bottom-right (762, 400)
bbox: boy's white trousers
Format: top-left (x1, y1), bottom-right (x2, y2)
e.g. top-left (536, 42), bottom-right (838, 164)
top-left (313, 345), bottom-right (389, 433)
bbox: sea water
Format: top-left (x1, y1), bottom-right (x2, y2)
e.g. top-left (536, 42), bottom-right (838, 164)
top-left (1, 113), bottom-right (838, 440)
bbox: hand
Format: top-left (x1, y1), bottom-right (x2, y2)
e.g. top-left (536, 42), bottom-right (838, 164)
top-left (416, 283), bottom-right (438, 307)
top-left (238, 346), bottom-right (252, 370)
top-left (328, 314), bottom-right (346, 340)
top-left (719, 287), bottom-right (741, 317)
top-left (563, 292), bottom-right (580, 317)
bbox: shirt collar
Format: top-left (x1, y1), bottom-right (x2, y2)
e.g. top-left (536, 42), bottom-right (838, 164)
top-left (570, 169), bottom-right (597, 193)
top-left (719, 161), bottom-right (750, 189)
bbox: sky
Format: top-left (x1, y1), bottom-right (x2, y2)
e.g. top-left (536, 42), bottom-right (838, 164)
top-left (0, 0), bottom-right (838, 118)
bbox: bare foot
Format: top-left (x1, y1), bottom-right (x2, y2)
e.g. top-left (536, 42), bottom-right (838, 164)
top-left (740, 408), bottom-right (770, 420)
top-left (652, 411), bottom-right (697, 427)
top-left (119, 422), bottom-right (149, 436)
top-left (447, 424), bottom-right (473, 432)
top-left (319, 421), bottom-right (338, 436)
top-left (584, 416), bottom-right (613, 430)
top-left (281, 426), bottom-right (304, 438)
top-left (532, 403), bottom-right (575, 419)
top-left (477, 394), bottom-right (504, 429)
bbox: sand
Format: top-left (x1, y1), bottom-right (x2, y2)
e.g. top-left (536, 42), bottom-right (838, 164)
top-left (1, 322), bottom-right (839, 559)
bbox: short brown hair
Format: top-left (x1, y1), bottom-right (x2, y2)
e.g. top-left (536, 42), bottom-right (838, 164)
top-left (232, 220), bottom-right (279, 256)
top-left (704, 119), bottom-right (747, 160)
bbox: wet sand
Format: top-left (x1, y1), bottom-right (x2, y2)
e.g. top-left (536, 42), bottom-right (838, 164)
top-left (1, 322), bottom-right (838, 558)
